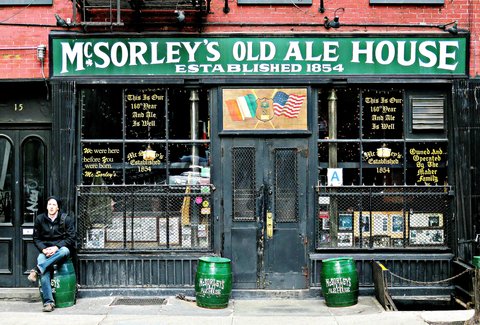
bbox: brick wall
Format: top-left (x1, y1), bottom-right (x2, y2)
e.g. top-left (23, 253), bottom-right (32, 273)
top-left (0, 1), bottom-right (70, 80)
top-left (0, 0), bottom-right (478, 79)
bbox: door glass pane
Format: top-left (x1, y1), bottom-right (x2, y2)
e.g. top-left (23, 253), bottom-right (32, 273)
top-left (22, 137), bottom-right (46, 223)
top-left (274, 148), bottom-right (298, 223)
top-left (81, 87), bottom-right (123, 140)
top-left (232, 147), bottom-right (256, 222)
top-left (0, 137), bottom-right (13, 224)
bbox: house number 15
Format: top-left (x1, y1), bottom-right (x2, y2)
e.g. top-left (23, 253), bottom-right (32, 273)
top-left (14, 103), bottom-right (24, 111)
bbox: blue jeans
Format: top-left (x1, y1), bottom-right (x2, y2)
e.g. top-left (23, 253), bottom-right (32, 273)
top-left (37, 247), bottom-right (70, 305)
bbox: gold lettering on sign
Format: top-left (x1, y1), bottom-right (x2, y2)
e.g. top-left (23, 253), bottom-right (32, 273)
top-left (409, 147), bottom-right (444, 185)
top-left (364, 94), bottom-right (402, 133)
top-left (82, 146), bottom-right (120, 179)
top-left (126, 150), bottom-right (165, 172)
top-left (126, 90), bottom-right (162, 128)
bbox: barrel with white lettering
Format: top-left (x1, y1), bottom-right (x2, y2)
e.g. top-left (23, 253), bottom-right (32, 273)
top-left (321, 257), bottom-right (358, 307)
top-left (39, 258), bottom-right (77, 308)
top-left (195, 256), bottom-right (232, 309)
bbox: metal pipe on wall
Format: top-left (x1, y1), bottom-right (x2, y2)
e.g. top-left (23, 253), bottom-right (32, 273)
top-left (190, 89), bottom-right (200, 171)
top-left (328, 89), bottom-right (338, 246)
top-left (328, 89), bottom-right (338, 168)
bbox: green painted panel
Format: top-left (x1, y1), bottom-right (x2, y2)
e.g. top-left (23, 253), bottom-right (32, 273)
top-left (51, 36), bottom-right (467, 77)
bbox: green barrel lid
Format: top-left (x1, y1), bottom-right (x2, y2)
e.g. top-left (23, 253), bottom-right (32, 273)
top-left (473, 256), bottom-right (480, 268)
top-left (323, 256), bottom-right (353, 263)
top-left (199, 256), bottom-right (231, 263)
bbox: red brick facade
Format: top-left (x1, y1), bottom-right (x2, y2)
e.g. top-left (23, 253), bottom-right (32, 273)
top-left (0, 0), bottom-right (478, 79)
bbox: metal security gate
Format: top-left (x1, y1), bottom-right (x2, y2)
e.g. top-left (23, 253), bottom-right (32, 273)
top-left (221, 138), bottom-right (308, 289)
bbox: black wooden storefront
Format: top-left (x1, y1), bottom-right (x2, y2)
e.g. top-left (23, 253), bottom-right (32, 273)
top-left (45, 80), bottom-right (476, 297)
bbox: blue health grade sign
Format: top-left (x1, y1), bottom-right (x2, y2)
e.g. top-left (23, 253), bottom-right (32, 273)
top-left (51, 36), bottom-right (467, 77)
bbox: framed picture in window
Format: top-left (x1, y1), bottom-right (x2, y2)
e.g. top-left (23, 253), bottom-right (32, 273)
top-left (106, 217), bottom-right (132, 242)
top-left (319, 232), bottom-right (331, 243)
top-left (159, 217), bottom-right (180, 245)
top-left (391, 214), bottom-right (404, 233)
top-left (410, 212), bottom-right (443, 228)
top-left (373, 213), bottom-right (389, 235)
top-left (373, 235), bottom-right (390, 248)
top-left (338, 233), bottom-right (353, 247)
top-left (409, 229), bottom-right (444, 245)
top-left (428, 215), bottom-right (440, 227)
top-left (133, 218), bottom-right (157, 242)
top-left (338, 213), bottom-right (353, 231)
top-left (322, 217), bottom-right (330, 230)
top-left (354, 212), bottom-right (371, 237)
top-left (355, 236), bottom-right (371, 248)
top-left (85, 228), bottom-right (105, 249)
top-left (361, 214), bottom-right (370, 232)
top-left (391, 238), bottom-right (405, 247)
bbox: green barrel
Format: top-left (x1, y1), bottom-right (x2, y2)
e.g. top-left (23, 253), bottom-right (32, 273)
top-left (52, 259), bottom-right (77, 308)
top-left (195, 256), bottom-right (232, 309)
top-left (39, 259), bottom-right (77, 308)
top-left (321, 257), bottom-right (359, 307)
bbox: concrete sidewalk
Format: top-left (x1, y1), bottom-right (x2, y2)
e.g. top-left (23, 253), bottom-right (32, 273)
top-left (0, 292), bottom-right (475, 325)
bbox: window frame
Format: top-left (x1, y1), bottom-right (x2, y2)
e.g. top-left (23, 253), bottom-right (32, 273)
top-left (237, 0), bottom-right (311, 4)
top-left (370, 0), bottom-right (443, 4)
top-left (79, 86), bottom-right (210, 186)
top-left (0, 0), bottom-right (52, 5)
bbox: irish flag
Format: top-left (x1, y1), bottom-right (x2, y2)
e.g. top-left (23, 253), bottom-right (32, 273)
top-left (273, 91), bottom-right (305, 118)
top-left (226, 93), bottom-right (257, 121)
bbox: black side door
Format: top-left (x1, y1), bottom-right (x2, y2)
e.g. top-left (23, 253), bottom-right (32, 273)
top-left (0, 129), bottom-right (50, 287)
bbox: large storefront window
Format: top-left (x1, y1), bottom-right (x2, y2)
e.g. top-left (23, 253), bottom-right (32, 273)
top-left (78, 86), bottom-right (211, 251)
top-left (317, 87), bottom-right (450, 249)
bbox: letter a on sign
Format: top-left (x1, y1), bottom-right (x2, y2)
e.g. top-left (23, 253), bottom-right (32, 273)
top-left (327, 168), bottom-right (343, 186)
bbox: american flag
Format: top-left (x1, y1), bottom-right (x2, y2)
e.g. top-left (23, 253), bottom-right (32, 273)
top-left (272, 91), bottom-right (305, 118)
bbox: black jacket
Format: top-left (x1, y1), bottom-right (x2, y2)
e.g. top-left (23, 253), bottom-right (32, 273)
top-left (33, 212), bottom-right (76, 252)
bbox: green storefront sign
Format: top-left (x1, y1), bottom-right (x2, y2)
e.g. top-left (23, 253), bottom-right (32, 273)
top-left (51, 36), bottom-right (467, 77)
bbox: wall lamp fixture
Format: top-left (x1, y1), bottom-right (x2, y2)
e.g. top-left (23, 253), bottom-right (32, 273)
top-left (324, 16), bottom-right (340, 29)
top-left (36, 44), bottom-right (49, 100)
top-left (36, 44), bottom-right (46, 63)
top-left (324, 8), bottom-right (344, 29)
top-left (175, 10), bottom-right (185, 23)
top-left (55, 14), bottom-right (72, 27)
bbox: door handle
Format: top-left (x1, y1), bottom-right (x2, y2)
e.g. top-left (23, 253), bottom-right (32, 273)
top-left (266, 211), bottom-right (273, 239)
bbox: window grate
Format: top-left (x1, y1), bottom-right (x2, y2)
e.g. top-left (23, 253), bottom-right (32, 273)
top-left (77, 184), bottom-right (213, 251)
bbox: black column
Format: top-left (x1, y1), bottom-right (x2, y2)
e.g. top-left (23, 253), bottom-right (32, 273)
top-left (50, 80), bottom-right (76, 214)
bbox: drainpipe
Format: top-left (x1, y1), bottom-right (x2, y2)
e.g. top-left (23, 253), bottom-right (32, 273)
top-left (328, 89), bottom-right (338, 246)
top-left (190, 89), bottom-right (200, 171)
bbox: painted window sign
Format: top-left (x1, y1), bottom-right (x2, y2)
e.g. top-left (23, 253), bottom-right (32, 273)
top-left (51, 37), bottom-right (467, 77)
top-left (222, 88), bottom-right (307, 131)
